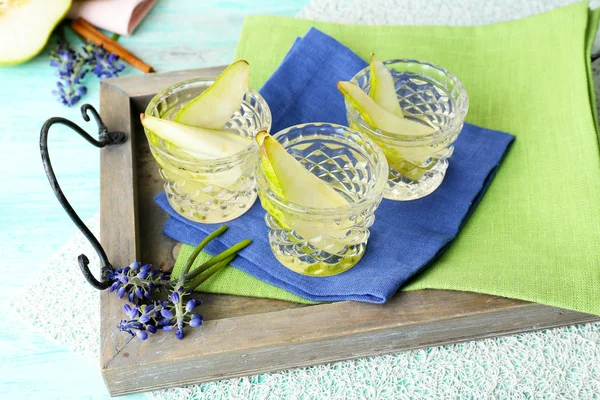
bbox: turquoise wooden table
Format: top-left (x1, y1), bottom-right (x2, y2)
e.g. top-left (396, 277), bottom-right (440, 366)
top-left (0, 1), bottom-right (307, 398)
top-left (4, 1), bottom-right (600, 398)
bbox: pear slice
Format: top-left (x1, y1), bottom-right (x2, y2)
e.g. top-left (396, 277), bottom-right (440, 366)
top-left (338, 81), bottom-right (435, 136)
top-left (369, 54), bottom-right (404, 118)
top-left (174, 60), bottom-right (249, 129)
top-left (258, 133), bottom-right (351, 254)
top-left (0, 0), bottom-right (72, 65)
top-left (140, 114), bottom-right (251, 159)
top-left (256, 131), bottom-right (283, 198)
top-left (262, 135), bottom-right (348, 209)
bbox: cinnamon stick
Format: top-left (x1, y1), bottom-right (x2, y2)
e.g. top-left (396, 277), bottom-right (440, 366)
top-left (71, 17), bottom-right (154, 74)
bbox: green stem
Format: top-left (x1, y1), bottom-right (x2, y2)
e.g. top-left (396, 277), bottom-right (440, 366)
top-left (184, 239), bottom-right (252, 282)
top-left (110, 33), bottom-right (120, 41)
top-left (185, 255), bottom-right (237, 290)
top-left (177, 225), bottom-right (228, 286)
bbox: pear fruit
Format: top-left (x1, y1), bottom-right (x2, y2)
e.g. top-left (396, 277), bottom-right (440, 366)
top-left (369, 54), bottom-right (404, 118)
top-left (255, 131), bottom-right (283, 198)
top-left (338, 81), bottom-right (435, 136)
top-left (140, 114), bottom-right (251, 159)
top-left (257, 132), bottom-right (351, 254)
top-left (174, 60), bottom-right (249, 129)
top-left (0, 0), bottom-right (72, 65)
top-left (261, 135), bottom-right (349, 209)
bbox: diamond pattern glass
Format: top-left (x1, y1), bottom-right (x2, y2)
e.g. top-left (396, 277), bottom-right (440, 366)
top-left (256, 123), bottom-right (388, 276)
top-left (144, 79), bottom-right (271, 223)
top-left (346, 59), bottom-right (468, 201)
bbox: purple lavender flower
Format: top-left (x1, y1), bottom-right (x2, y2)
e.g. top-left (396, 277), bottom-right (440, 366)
top-left (163, 284), bottom-right (205, 340)
top-left (109, 281), bottom-right (119, 292)
top-left (117, 319), bottom-right (144, 336)
top-left (108, 263), bottom-right (171, 305)
top-left (138, 304), bottom-right (155, 323)
top-left (50, 39), bottom-right (126, 107)
top-left (185, 300), bottom-right (198, 313)
top-left (170, 291), bottom-right (180, 304)
top-left (190, 314), bottom-right (203, 327)
top-left (84, 44), bottom-right (125, 79)
top-left (123, 304), bottom-right (140, 319)
top-left (50, 40), bottom-right (89, 107)
top-left (130, 262), bottom-right (141, 271)
top-left (110, 262), bottom-right (206, 341)
top-left (136, 330), bottom-right (148, 341)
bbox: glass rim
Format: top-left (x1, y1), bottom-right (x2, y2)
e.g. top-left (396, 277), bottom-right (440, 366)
top-left (347, 58), bottom-right (469, 144)
top-left (143, 77), bottom-right (270, 167)
top-left (255, 122), bottom-right (388, 217)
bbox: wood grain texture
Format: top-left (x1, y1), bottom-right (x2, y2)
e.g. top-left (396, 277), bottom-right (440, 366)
top-left (104, 293), bottom-right (599, 396)
top-left (98, 67), bottom-right (600, 396)
top-left (99, 81), bottom-right (139, 369)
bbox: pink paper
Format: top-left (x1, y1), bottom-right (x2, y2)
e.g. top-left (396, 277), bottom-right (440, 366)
top-left (68, 0), bottom-right (157, 36)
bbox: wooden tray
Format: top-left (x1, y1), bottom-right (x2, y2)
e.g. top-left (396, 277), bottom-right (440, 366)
top-left (98, 66), bottom-right (599, 396)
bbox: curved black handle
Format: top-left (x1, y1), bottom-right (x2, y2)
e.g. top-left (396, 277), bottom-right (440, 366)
top-left (40, 104), bottom-right (126, 290)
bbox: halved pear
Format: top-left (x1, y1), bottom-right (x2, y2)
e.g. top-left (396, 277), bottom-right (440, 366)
top-left (258, 133), bottom-right (351, 254)
top-left (140, 114), bottom-right (251, 159)
top-left (338, 81), bottom-right (435, 136)
top-left (369, 54), bottom-right (404, 118)
top-left (0, 0), bottom-right (72, 65)
top-left (174, 60), bottom-right (249, 129)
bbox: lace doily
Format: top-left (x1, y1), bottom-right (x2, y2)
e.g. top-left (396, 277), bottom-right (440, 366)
top-left (14, 1), bottom-right (600, 398)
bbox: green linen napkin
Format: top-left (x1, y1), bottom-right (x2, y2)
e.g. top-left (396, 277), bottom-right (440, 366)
top-left (174, 2), bottom-right (600, 315)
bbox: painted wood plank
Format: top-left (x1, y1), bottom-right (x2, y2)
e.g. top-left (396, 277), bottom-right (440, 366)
top-left (103, 295), bottom-right (599, 396)
top-left (99, 82), bottom-right (140, 369)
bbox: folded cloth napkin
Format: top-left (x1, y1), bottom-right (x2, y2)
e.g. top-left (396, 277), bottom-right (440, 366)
top-left (68, 0), bottom-right (157, 36)
top-left (225, 3), bottom-right (600, 314)
top-left (156, 27), bottom-right (515, 303)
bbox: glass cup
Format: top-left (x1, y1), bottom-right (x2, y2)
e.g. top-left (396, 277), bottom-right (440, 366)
top-left (345, 59), bottom-right (469, 201)
top-left (144, 78), bottom-right (272, 223)
top-left (256, 123), bottom-right (388, 276)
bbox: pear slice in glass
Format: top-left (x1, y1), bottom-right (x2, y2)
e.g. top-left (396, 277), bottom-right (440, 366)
top-left (143, 114), bottom-right (253, 204)
top-left (338, 81), bottom-right (435, 136)
top-left (174, 60), bottom-right (250, 129)
top-left (258, 132), bottom-right (351, 254)
top-left (141, 114), bottom-right (251, 159)
top-left (369, 54), bottom-right (404, 118)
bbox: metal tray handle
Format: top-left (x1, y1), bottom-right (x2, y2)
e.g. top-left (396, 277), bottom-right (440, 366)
top-left (40, 104), bottom-right (126, 290)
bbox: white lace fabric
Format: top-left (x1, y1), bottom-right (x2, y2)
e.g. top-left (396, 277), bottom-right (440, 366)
top-left (14, 1), bottom-right (600, 398)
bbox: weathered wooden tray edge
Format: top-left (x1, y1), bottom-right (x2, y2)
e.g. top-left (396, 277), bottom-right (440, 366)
top-left (98, 67), bottom-right (599, 397)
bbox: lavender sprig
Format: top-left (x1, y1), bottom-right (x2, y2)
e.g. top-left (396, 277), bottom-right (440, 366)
top-left (83, 43), bottom-right (125, 79)
top-left (110, 225), bottom-right (251, 341)
top-left (49, 34), bottom-right (125, 106)
top-left (108, 262), bottom-right (171, 305)
top-left (162, 287), bottom-right (203, 340)
top-left (50, 39), bottom-right (88, 106)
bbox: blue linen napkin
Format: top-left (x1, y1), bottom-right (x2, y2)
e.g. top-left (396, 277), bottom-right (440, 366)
top-left (155, 28), bottom-right (515, 303)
